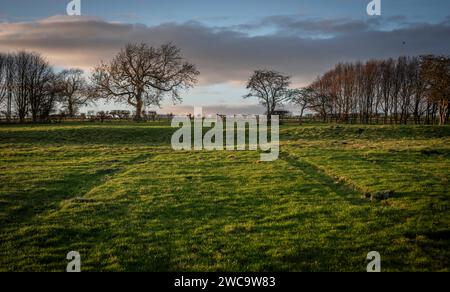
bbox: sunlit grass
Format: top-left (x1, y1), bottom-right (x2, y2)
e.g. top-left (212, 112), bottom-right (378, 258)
top-left (0, 122), bottom-right (449, 271)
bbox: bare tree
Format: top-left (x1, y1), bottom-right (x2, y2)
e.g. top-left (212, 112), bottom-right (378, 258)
top-left (40, 73), bottom-right (64, 121)
top-left (91, 43), bottom-right (199, 121)
top-left (341, 63), bottom-right (357, 123)
top-left (244, 70), bottom-right (291, 120)
top-left (289, 87), bottom-right (312, 123)
top-left (0, 54), bottom-right (15, 121)
top-left (360, 60), bottom-right (379, 124)
top-left (420, 55), bottom-right (450, 125)
top-left (0, 54), bottom-right (7, 116)
top-left (26, 53), bottom-right (54, 122)
top-left (410, 58), bottom-right (426, 124)
top-left (11, 52), bottom-right (32, 122)
top-left (4, 54), bottom-right (14, 121)
top-left (378, 59), bottom-right (395, 124)
top-left (308, 76), bottom-right (333, 122)
top-left (60, 69), bottom-right (89, 117)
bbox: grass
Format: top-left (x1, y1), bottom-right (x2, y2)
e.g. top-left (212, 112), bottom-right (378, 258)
top-left (0, 122), bottom-right (449, 272)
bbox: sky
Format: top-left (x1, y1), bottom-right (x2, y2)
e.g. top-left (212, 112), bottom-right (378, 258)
top-left (1, 0), bottom-right (450, 114)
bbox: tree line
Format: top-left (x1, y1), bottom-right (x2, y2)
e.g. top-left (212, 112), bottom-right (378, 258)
top-left (0, 43), bottom-right (199, 122)
top-left (305, 55), bottom-right (450, 125)
top-left (245, 55), bottom-right (449, 125)
top-left (1, 45), bottom-right (449, 125)
top-left (0, 52), bottom-right (90, 122)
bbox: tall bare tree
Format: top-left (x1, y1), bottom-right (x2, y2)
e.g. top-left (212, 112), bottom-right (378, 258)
top-left (0, 54), bottom-right (16, 121)
top-left (4, 54), bottom-right (14, 121)
top-left (341, 63), bottom-right (357, 123)
top-left (420, 55), bottom-right (450, 125)
top-left (60, 69), bottom-right (89, 117)
top-left (92, 43), bottom-right (199, 120)
top-left (26, 53), bottom-right (54, 122)
top-left (411, 58), bottom-right (426, 124)
top-left (378, 59), bottom-right (395, 124)
top-left (289, 87), bottom-right (313, 123)
top-left (244, 70), bottom-right (291, 120)
top-left (39, 73), bottom-right (64, 121)
top-left (11, 52), bottom-right (32, 122)
top-left (0, 54), bottom-right (7, 114)
top-left (308, 76), bottom-right (333, 122)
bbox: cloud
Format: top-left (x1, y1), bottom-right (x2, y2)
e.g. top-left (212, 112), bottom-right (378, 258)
top-left (0, 14), bottom-right (450, 88)
top-left (232, 16), bottom-right (377, 37)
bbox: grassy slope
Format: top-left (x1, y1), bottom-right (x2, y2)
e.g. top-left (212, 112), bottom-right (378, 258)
top-left (0, 122), bottom-right (449, 271)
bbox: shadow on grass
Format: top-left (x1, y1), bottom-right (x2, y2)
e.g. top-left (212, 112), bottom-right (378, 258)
top-left (0, 125), bottom-right (176, 147)
top-left (279, 152), bottom-right (366, 206)
top-left (0, 154), bottom-right (152, 230)
top-left (281, 124), bottom-right (450, 141)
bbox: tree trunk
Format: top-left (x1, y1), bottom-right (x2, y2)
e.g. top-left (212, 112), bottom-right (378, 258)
top-left (440, 111), bottom-right (446, 125)
top-left (446, 106), bottom-right (450, 124)
top-left (6, 91), bottom-right (12, 123)
top-left (438, 102), bottom-right (447, 125)
top-left (135, 99), bottom-right (143, 121)
top-left (299, 107), bottom-right (305, 125)
top-left (19, 113), bottom-right (26, 123)
top-left (68, 100), bottom-right (75, 117)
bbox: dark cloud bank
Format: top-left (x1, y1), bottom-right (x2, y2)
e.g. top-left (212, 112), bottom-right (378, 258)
top-left (1, 15), bottom-right (450, 85)
top-left (0, 15), bottom-right (449, 113)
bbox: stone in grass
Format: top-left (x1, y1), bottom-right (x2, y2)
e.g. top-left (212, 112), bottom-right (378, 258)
top-left (364, 190), bottom-right (395, 201)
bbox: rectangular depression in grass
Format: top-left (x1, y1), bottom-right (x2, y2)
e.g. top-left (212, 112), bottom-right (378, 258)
top-left (0, 123), bottom-right (449, 271)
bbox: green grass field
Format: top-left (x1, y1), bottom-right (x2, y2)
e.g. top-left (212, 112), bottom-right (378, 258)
top-left (0, 122), bottom-right (449, 272)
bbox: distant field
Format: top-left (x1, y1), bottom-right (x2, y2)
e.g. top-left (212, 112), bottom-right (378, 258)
top-left (0, 122), bottom-right (449, 272)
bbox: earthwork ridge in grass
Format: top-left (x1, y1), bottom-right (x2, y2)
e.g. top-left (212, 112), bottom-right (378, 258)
top-left (0, 153), bottom-right (153, 229)
top-left (279, 152), bottom-right (364, 205)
